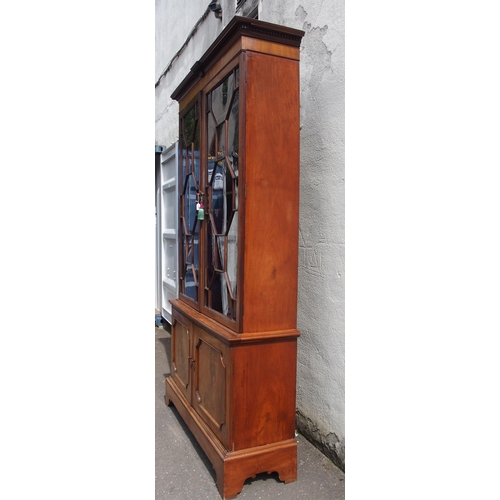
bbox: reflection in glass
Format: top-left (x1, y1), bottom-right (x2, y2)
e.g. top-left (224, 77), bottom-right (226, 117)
top-left (216, 123), bottom-right (225, 158)
top-left (185, 175), bottom-right (197, 232)
top-left (211, 162), bottom-right (225, 234)
top-left (216, 236), bottom-right (225, 268)
top-left (228, 90), bottom-right (239, 177)
top-left (205, 68), bottom-right (239, 320)
top-left (179, 102), bottom-right (200, 302)
top-left (207, 113), bottom-right (217, 161)
top-left (184, 266), bottom-right (196, 300)
top-left (211, 72), bottom-right (234, 124)
top-left (227, 217), bottom-right (238, 298)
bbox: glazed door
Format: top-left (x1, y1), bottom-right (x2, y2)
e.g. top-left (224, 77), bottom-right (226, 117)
top-left (204, 66), bottom-right (240, 327)
top-left (179, 99), bottom-right (202, 307)
top-left (192, 326), bottom-right (230, 448)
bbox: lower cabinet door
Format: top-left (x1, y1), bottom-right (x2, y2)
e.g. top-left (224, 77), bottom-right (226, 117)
top-left (171, 312), bottom-right (192, 404)
top-left (192, 325), bottom-right (230, 448)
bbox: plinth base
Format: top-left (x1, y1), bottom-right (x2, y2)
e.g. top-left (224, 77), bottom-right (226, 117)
top-left (165, 377), bottom-right (297, 499)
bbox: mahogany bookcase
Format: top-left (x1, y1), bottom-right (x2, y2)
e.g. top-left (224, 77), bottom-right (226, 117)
top-left (166, 17), bottom-right (304, 499)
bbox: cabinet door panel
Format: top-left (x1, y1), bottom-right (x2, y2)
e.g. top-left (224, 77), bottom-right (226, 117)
top-left (171, 314), bottom-right (191, 404)
top-left (192, 326), bottom-right (230, 447)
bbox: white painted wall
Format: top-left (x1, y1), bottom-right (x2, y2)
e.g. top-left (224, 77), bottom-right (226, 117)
top-left (155, 0), bottom-right (345, 469)
top-left (155, 0), bottom-right (224, 149)
top-left (262, 0), bottom-right (345, 468)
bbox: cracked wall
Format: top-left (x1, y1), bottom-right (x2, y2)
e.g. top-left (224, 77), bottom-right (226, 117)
top-left (155, 0), bottom-right (224, 148)
top-left (263, 0), bottom-right (345, 470)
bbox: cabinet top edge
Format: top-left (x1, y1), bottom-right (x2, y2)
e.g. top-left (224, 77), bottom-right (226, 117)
top-left (171, 299), bottom-right (300, 344)
top-left (171, 16), bottom-right (305, 102)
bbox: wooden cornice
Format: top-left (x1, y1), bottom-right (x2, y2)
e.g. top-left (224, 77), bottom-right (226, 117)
top-left (171, 16), bottom-right (304, 102)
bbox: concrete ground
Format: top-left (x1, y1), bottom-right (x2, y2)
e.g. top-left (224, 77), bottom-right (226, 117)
top-left (156, 324), bottom-right (345, 499)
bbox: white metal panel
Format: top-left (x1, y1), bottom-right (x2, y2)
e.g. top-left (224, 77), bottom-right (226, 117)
top-left (161, 142), bottom-right (178, 323)
top-left (156, 156), bottom-right (161, 314)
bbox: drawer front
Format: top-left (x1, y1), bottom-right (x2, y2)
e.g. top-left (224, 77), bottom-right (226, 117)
top-left (192, 325), bottom-right (230, 448)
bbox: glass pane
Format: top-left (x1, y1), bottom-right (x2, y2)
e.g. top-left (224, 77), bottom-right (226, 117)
top-left (192, 234), bottom-right (199, 269)
top-left (208, 272), bottom-right (224, 314)
top-left (210, 162), bottom-right (225, 234)
top-left (219, 273), bottom-right (229, 316)
top-left (234, 177), bottom-right (238, 212)
top-left (224, 162), bottom-right (234, 229)
top-left (228, 90), bottom-right (239, 177)
top-left (192, 146), bottom-right (200, 188)
top-left (206, 210), bottom-right (213, 265)
top-left (207, 272), bottom-right (232, 316)
top-left (227, 216), bottom-right (238, 298)
top-left (179, 102), bottom-right (200, 302)
top-left (216, 123), bottom-right (225, 159)
top-left (207, 161), bottom-right (214, 189)
top-left (183, 107), bottom-right (197, 148)
top-left (184, 175), bottom-right (197, 233)
top-left (204, 69), bottom-right (239, 320)
top-left (207, 112), bottom-right (217, 162)
top-left (185, 234), bottom-right (192, 263)
top-left (216, 236), bottom-right (225, 268)
top-left (181, 148), bottom-right (188, 180)
top-left (184, 265), bottom-right (197, 300)
top-left (205, 223), bottom-right (216, 270)
top-left (211, 73), bottom-right (234, 125)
